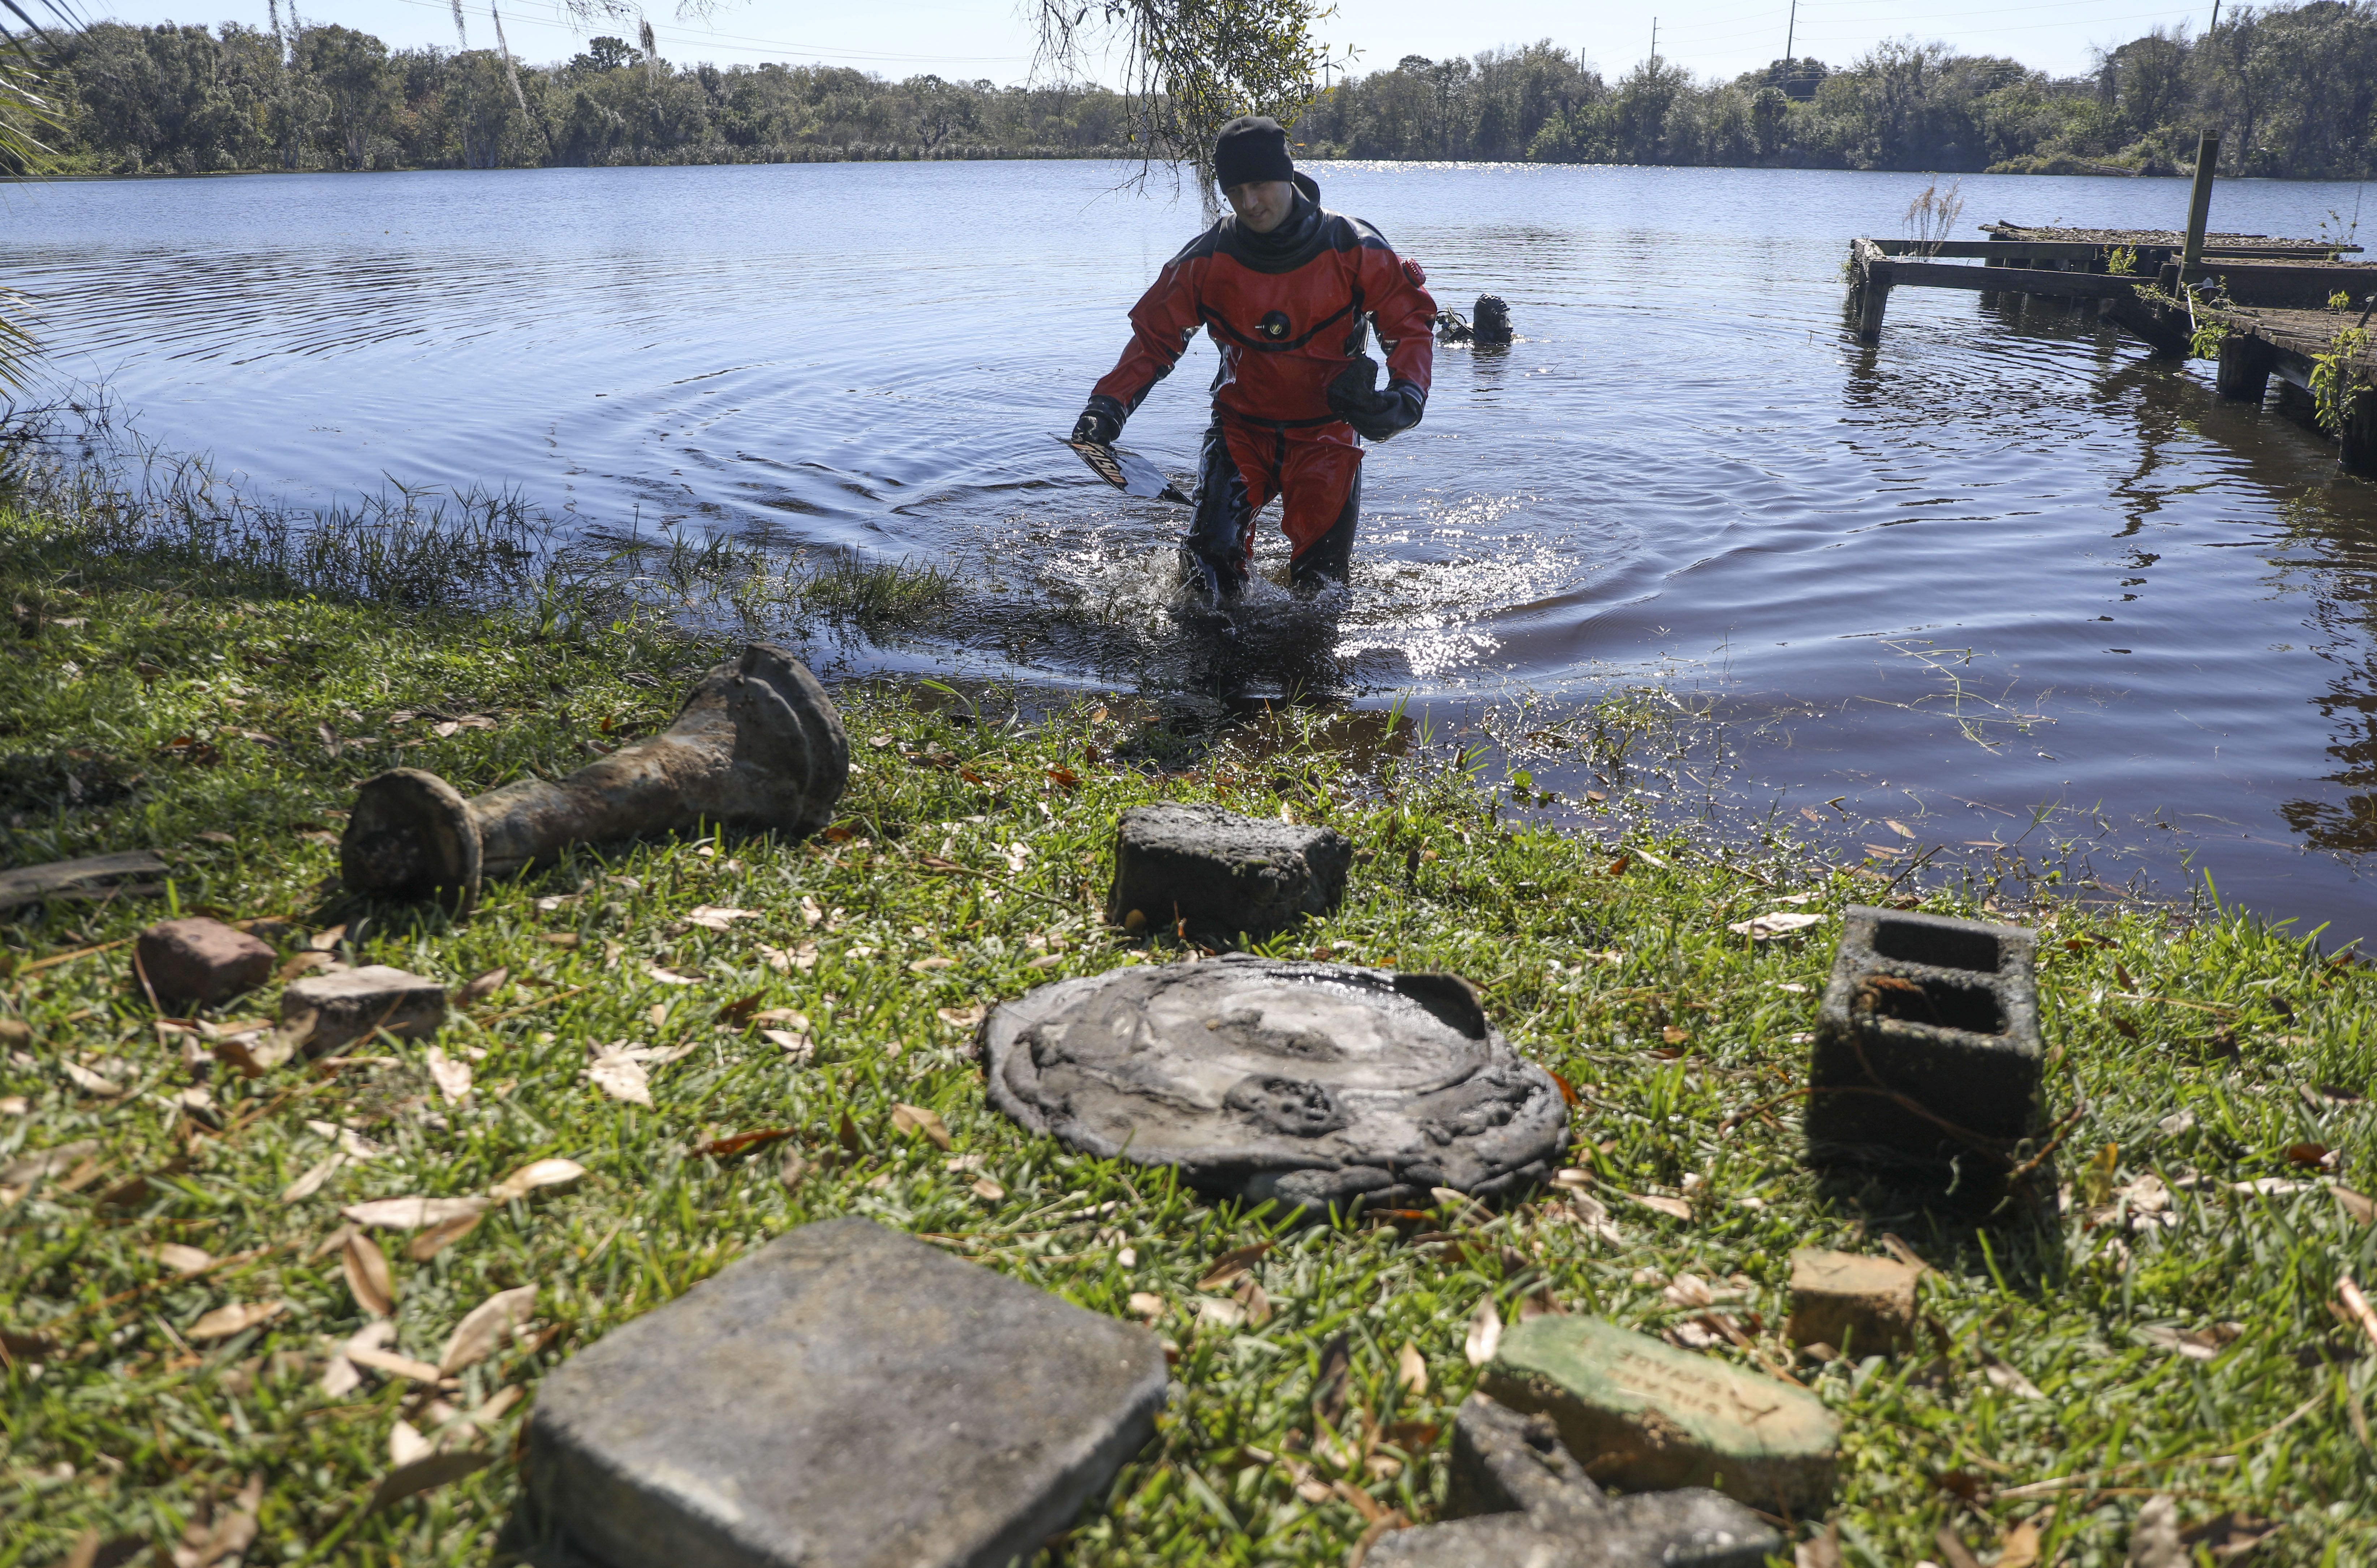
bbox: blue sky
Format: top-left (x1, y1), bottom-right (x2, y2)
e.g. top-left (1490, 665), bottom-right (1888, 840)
top-left (80, 0), bottom-right (2221, 86)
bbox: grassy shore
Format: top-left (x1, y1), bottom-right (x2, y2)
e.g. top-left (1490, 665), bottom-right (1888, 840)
top-left (3, 499), bottom-right (2376, 1568)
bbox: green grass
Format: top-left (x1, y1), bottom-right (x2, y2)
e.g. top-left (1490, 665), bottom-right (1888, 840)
top-left (3, 501), bottom-right (2377, 1568)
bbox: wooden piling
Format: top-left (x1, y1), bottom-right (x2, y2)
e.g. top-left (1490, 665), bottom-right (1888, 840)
top-left (2342, 388), bottom-right (2377, 477)
top-left (1851, 239), bottom-right (1892, 342)
top-left (2214, 336), bottom-right (2275, 401)
top-left (2181, 133), bottom-right (2220, 274)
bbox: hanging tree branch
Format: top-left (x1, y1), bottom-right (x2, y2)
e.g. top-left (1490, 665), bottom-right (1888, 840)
top-left (1034, 0), bottom-right (1340, 196)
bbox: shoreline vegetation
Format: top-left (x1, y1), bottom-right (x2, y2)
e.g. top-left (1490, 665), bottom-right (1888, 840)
top-left (28, 0), bottom-right (2377, 182)
top-left (5, 419), bottom-right (2377, 1566)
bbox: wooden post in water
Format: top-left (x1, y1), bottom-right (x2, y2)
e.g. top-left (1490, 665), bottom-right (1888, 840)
top-left (1851, 239), bottom-right (1892, 342)
top-left (2214, 336), bottom-right (2274, 401)
top-left (2181, 132), bottom-right (2220, 275)
top-left (2342, 388), bottom-right (2377, 477)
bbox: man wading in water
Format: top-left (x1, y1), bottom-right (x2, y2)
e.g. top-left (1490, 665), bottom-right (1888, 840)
top-left (1071, 115), bottom-right (1437, 602)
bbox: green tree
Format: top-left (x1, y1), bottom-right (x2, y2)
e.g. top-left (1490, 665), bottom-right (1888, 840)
top-left (299, 23), bottom-right (397, 168)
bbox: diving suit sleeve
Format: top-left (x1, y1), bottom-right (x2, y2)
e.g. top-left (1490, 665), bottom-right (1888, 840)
top-left (1358, 244), bottom-right (1438, 415)
top-left (1088, 252), bottom-right (1208, 419)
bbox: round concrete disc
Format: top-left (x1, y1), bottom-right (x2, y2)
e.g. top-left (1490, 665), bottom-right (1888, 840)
top-left (983, 954), bottom-right (1568, 1214)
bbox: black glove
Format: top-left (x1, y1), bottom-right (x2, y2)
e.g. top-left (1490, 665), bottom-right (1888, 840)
top-left (1327, 355), bottom-right (1425, 442)
top-left (1071, 397), bottom-right (1125, 446)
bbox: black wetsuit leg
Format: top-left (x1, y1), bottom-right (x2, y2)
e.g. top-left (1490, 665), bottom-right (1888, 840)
top-left (1182, 419), bottom-right (1256, 600)
top-left (1288, 461), bottom-right (1359, 592)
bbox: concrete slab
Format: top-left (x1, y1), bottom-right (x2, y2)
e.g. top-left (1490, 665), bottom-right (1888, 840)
top-left (279, 965), bottom-right (446, 1056)
top-left (1784, 1249), bottom-right (1921, 1355)
top-left (522, 1218), bottom-right (1167, 1568)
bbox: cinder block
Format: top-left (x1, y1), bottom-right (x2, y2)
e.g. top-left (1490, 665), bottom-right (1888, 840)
top-left (522, 1218), bottom-right (1167, 1568)
top-left (136, 917), bottom-right (274, 1009)
top-left (1104, 802), bottom-right (1352, 938)
top-left (1805, 905), bottom-right (2043, 1179)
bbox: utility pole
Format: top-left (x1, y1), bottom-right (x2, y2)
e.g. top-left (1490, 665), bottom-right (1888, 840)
top-left (1784, 0), bottom-right (1796, 65)
top-left (1650, 17), bottom-right (1658, 63)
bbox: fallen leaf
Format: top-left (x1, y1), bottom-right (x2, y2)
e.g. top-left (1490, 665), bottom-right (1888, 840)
top-left (1198, 1241), bottom-right (1274, 1291)
top-left (909, 956), bottom-right (957, 973)
top-left (457, 968), bottom-right (508, 1004)
top-left (488, 1158), bottom-right (586, 1203)
top-left (2127, 1494), bottom-right (2183, 1568)
top-left (343, 1231), bottom-right (397, 1318)
top-left (189, 1300), bottom-right (285, 1341)
top-left (1728, 911), bottom-right (1827, 940)
top-left (696, 1128), bottom-right (793, 1159)
top-left (587, 1051), bottom-right (652, 1106)
top-left (342, 1195), bottom-right (492, 1231)
top-left (1128, 1291), bottom-right (1165, 1320)
top-left (1312, 1333), bottom-right (1353, 1424)
top-left (280, 1154), bottom-right (345, 1204)
top-left (780, 1148), bottom-right (813, 1192)
top-left (762, 1029), bottom-right (814, 1062)
top-left (937, 1004), bottom-right (985, 1029)
top-left (1663, 1274), bottom-right (1717, 1309)
top-left (685, 905), bottom-right (761, 931)
top-left (1398, 1340), bottom-right (1429, 1395)
top-left (339, 1128), bottom-right (386, 1162)
top-left (365, 1449), bottom-right (493, 1515)
top-left (153, 1242), bottom-right (213, 1274)
top-left (1197, 1296), bottom-right (1247, 1330)
top-left (389, 1418), bottom-right (433, 1468)
top-left (1628, 1191), bottom-right (1695, 1221)
top-left (2337, 1188), bottom-right (2377, 1224)
top-left (891, 1103), bottom-right (952, 1150)
top-left (752, 1007), bottom-right (810, 1030)
top-left (409, 1211), bottom-right (482, 1261)
top-left (800, 895), bottom-right (824, 927)
top-left (1983, 1355), bottom-right (2045, 1400)
top-left (61, 1060), bottom-right (124, 1097)
top-left (439, 1283), bottom-right (538, 1373)
top-left (1464, 1296), bottom-right (1503, 1365)
top-left (970, 1176), bottom-right (1005, 1201)
top-left (2287, 1141), bottom-right (2335, 1168)
top-left (644, 965), bottom-right (701, 986)
top-left (347, 1344), bottom-right (446, 1383)
top-left (425, 1047), bottom-right (472, 1104)
top-left (1996, 1520), bottom-right (2042, 1568)
top-left (1886, 818), bottom-right (1917, 839)
top-left (0, 1140), bottom-right (99, 1188)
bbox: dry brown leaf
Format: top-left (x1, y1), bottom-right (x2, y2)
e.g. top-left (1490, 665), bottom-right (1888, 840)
top-left (1197, 1241), bottom-right (1273, 1291)
top-left (1997, 1520), bottom-right (2043, 1568)
top-left (439, 1283), bottom-right (538, 1373)
top-left (488, 1158), bottom-right (586, 1203)
top-left (1234, 1275), bottom-right (1272, 1328)
top-left (2337, 1188), bottom-right (2377, 1224)
top-left (365, 1448), bottom-right (494, 1515)
top-left (342, 1230), bottom-right (397, 1319)
top-left (457, 967), bottom-right (508, 1004)
top-left (752, 1007), bottom-right (811, 1030)
top-left (1465, 1296), bottom-right (1502, 1366)
top-left (643, 965), bottom-right (701, 986)
top-left (425, 1047), bottom-right (472, 1104)
top-left (1128, 1291), bottom-right (1165, 1320)
top-left (1983, 1355), bottom-right (2045, 1400)
top-left (409, 1210), bottom-right (482, 1262)
top-left (347, 1344), bottom-right (446, 1383)
top-left (891, 1103), bottom-right (952, 1150)
top-left (280, 1154), bottom-right (345, 1204)
top-left (970, 1176), bottom-right (1005, 1201)
top-left (1397, 1340), bottom-right (1429, 1396)
top-left (1727, 911), bottom-right (1827, 940)
top-left (781, 1147), bottom-right (813, 1192)
top-left (1196, 1296), bottom-right (1248, 1331)
top-left (685, 905), bottom-right (761, 931)
top-left (153, 1242), bottom-right (213, 1275)
top-left (762, 1028), bottom-right (813, 1061)
top-left (587, 1051), bottom-right (652, 1106)
top-left (341, 1194), bottom-right (491, 1231)
top-left (389, 1418), bottom-right (434, 1468)
top-left (189, 1299), bottom-right (285, 1341)
top-left (1628, 1191), bottom-right (1695, 1221)
top-left (936, 1004), bottom-right (985, 1029)
top-left (2127, 1494), bottom-right (2183, 1568)
top-left (61, 1060), bottom-right (124, 1097)
top-left (0, 1140), bottom-right (98, 1188)
top-left (1796, 1522), bottom-right (1843, 1568)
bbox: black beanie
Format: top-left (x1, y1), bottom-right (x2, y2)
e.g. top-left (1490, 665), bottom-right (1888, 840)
top-left (1213, 115), bottom-right (1295, 191)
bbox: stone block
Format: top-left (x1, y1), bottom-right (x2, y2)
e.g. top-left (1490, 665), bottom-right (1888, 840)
top-left (1784, 1249), bottom-right (1920, 1355)
top-left (279, 965), bottom-right (447, 1056)
top-left (1480, 1316), bottom-right (1839, 1515)
top-left (1805, 905), bottom-right (2043, 1179)
top-left (1104, 802), bottom-right (1352, 938)
top-left (521, 1217), bottom-right (1167, 1568)
top-left (1370, 1393), bottom-right (1782, 1568)
top-left (136, 917), bottom-right (274, 1008)
top-left (983, 955), bottom-right (1566, 1215)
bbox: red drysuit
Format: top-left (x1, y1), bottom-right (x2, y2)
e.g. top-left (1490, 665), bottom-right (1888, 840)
top-left (1084, 180), bottom-right (1437, 593)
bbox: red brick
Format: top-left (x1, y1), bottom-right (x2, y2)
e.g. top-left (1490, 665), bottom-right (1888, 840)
top-left (136, 917), bottom-right (274, 1009)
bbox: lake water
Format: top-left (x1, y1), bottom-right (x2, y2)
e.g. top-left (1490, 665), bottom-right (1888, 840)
top-left (10, 159), bottom-right (2377, 937)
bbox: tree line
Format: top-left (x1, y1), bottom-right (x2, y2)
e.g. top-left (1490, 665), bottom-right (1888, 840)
top-left (32, 0), bottom-right (2377, 179)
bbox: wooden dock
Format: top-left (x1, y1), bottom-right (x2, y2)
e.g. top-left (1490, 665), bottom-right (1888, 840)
top-left (1847, 223), bottom-right (2377, 473)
